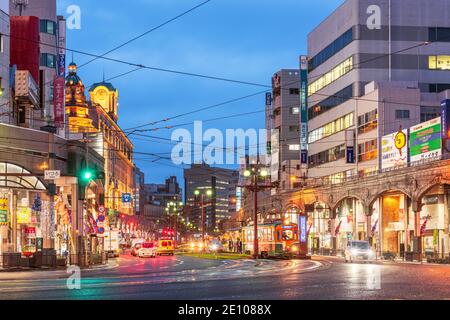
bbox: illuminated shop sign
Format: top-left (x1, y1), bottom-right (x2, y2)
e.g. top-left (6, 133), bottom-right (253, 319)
top-left (409, 117), bottom-right (442, 163)
top-left (381, 129), bottom-right (408, 170)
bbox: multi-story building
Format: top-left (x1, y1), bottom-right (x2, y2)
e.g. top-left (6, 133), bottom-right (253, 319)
top-left (184, 163), bottom-right (238, 233)
top-left (267, 69), bottom-right (301, 191)
top-left (144, 176), bottom-right (182, 208)
top-left (89, 79), bottom-right (135, 217)
top-left (297, 0), bottom-right (450, 257)
top-left (0, 3), bottom-right (10, 123)
top-left (10, 0), bottom-right (66, 132)
top-left (133, 166), bottom-right (145, 216)
top-left (306, 0), bottom-right (450, 182)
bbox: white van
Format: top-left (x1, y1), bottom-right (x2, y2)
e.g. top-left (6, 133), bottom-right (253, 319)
top-left (344, 240), bottom-right (375, 263)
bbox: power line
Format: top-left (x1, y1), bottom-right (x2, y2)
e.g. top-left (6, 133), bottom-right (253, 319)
top-left (77, 0), bottom-right (212, 69)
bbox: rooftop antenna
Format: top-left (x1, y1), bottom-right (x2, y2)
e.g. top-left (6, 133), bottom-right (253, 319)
top-left (102, 69), bottom-right (105, 82)
top-left (13, 0), bottom-right (29, 16)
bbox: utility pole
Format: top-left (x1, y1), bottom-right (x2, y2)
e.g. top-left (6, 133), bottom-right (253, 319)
top-left (195, 190), bottom-right (212, 252)
top-left (241, 158), bottom-right (275, 260)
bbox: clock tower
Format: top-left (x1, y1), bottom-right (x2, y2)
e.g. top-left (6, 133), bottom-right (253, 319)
top-left (89, 80), bottom-right (119, 122)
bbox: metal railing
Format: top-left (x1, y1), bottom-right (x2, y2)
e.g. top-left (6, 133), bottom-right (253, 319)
top-left (0, 252), bottom-right (108, 270)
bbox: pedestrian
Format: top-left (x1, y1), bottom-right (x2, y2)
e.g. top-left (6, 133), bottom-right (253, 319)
top-left (228, 239), bottom-right (233, 252)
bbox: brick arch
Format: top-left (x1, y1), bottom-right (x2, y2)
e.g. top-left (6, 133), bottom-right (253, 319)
top-left (368, 188), bottom-right (412, 208)
top-left (330, 195), bottom-right (367, 215)
top-left (416, 178), bottom-right (450, 203)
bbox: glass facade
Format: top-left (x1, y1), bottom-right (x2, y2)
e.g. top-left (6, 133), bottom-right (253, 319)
top-left (308, 56), bottom-right (353, 96)
top-left (40, 19), bottom-right (56, 35)
top-left (308, 113), bottom-right (354, 143)
top-left (358, 109), bottom-right (378, 134)
top-left (309, 28), bottom-right (353, 72)
top-left (308, 144), bottom-right (346, 168)
top-left (358, 139), bottom-right (378, 162)
top-left (309, 85), bottom-right (353, 120)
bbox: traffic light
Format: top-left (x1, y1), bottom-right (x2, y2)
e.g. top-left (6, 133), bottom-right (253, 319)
top-left (81, 168), bottom-right (93, 181)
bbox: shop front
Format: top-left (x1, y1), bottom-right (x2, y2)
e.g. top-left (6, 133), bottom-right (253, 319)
top-left (419, 193), bottom-right (446, 258)
top-left (0, 163), bottom-right (49, 260)
top-left (307, 203), bottom-right (332, 255)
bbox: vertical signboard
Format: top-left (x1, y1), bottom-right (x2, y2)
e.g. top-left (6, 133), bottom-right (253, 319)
top-left (441, 99), bottom-right (450, 138)
top-left (410, 117), bottom-right (442, 164)
top-left (55, 18), bottom-right (66, 128)
top-left (381, 129), bottom-right (408, 170)
top-left (300, 56), bottom-right (308, 164)
top-left (53, 77), bottom-right (65, 127)
top-left (345, 130), bottom-right (355, 163)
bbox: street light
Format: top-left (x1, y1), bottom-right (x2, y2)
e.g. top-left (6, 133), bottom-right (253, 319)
top-left (241, 163), bottom-right (272, 259)
top-left (195, 189), bottom-right (213, 252)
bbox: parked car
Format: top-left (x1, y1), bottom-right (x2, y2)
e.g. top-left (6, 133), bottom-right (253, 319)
top-left (157, 239), bottom-right (175, 256)
top-left (344, 240), bottom-right (375, 263)
top-left (138, 242), bottom-right (157, 258)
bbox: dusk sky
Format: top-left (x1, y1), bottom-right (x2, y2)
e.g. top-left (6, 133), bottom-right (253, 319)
top-left (58, 0), bottom-right (343, 184)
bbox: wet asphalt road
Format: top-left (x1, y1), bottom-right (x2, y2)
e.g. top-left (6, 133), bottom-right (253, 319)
top-left (0, 254), bottom-right (449, 300)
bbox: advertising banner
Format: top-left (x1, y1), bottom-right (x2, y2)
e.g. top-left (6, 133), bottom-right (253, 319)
top-left (410, 117), bottom-right (442, 163)
top-left (54, 77), bottom-right (65, 127)
top-left (381, 129), bottom-right (408, 170)
top-left (300, 56), bottom-right (308, 164)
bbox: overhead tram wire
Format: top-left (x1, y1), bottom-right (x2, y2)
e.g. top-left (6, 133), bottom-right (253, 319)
top-left (1, 31), bottom-right (446, 135)
top-left (76, 0), bottom-right (212, 69)
top-left (122, 38), bottom-right (443, 132)
top-left (37, 0), bottom-right (213, 89)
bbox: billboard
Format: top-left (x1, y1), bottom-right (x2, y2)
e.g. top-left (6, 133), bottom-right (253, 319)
top-left (381, 129), bottom-right (408, 170)
top-left (300, 55), bottom-right (308, 164)
top-left (409, 117), bottom-right (442, 163)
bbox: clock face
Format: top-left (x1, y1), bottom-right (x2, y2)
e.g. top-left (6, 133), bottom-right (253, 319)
top-left (97, 89), bottom-right (107, 101)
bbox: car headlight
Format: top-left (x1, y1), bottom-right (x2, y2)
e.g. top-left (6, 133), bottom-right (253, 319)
top-left (190, 242), bottom-right (195, 248)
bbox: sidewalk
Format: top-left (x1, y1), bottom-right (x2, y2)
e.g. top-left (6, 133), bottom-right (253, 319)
top-left (313, 254), bottom-right (450, 267)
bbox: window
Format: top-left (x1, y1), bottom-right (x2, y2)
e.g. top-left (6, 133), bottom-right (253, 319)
top-left (358, 139), bottom-right (378, 162)
top-left (308, 113), bottom-right (354, 143)
top-left (308, 56), bottom-right (353, 96)
top-left (309, 85), bottom-right (353, 120)
top-left (429, 56), bottom-right (450, 70)
top-left (395, 110), bottom-right (410, 119)
top-left (0, 34), bottom-right (3, 53)
top-left (309, 28), bottom-right (353, 72)
top-left (429, 83), bottom-right (450, 93)
top-left (289, 88), bottom-right (300, 95)
top-left (290, 107), bottom-right (299, 114)
top-left (429, 27), bottom-right (450, 42)
top-left (288, 144), bottom-right (300, 151)
top-left (289, 126), bottom-right (299, 132)
top-left (40, 53), bottom-right (56, 68)
top-left (358, 109), bottom-right (378, 134)
top-left (308, 144), bottom-right (346, 168)
top-left (40, 20), bottom-right (56, 35)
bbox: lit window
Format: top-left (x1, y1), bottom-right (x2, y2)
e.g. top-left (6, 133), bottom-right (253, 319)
top-left (308, 56), bottom-right (354, 96)
top-left (429, 56), bottom-right (450, 70)
top-left (289, 144), bottom-right (300, 151)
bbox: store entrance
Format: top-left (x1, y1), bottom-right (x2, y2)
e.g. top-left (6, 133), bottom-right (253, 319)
top-left (381, 194), bottom-right (406, 255)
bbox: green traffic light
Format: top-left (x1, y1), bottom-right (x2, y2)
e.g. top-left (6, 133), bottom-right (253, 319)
top-left (82, 169), bottom-right (93, 181)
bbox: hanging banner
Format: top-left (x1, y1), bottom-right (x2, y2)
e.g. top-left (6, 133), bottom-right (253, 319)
top-left (54, 76), bottom-right (65, 127)
top-left (300, 55), bottom-right (309, 164)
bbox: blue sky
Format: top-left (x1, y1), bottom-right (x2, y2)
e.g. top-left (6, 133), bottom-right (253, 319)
top-left (58, 0), bottom-right (343, 184)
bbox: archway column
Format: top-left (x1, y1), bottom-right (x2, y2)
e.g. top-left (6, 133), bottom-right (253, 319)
top-left (412, 199), bottom-right (424, 260)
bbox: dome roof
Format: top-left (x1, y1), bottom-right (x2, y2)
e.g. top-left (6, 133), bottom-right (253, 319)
top-left (89, 81), bottom-right (116, 92)
top-left (66, 62), bottom-right (83, 86)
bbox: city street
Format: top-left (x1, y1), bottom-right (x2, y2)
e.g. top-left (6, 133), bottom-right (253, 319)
top-left (0, 255), bottom-right (449, 300)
